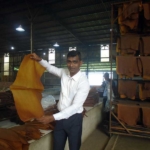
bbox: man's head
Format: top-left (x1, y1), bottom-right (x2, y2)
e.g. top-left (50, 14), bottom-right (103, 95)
top-left (67, 50), bottom-right (82, 76)
top-left (103, 72), bottom-right (109, 81)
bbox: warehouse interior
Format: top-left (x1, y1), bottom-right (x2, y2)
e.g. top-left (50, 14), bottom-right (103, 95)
top-left (0, 0), bottom-right (150, 150)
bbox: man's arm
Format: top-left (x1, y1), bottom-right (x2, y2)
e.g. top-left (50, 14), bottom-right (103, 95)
top-left (36, 115), bottom-right (55, 124)
top-left (37, 80), bottom-right (90, 124)
top-left (31, 53), bottom-right (62, 77)
top-left (53, 80), bottom-right (90, 120)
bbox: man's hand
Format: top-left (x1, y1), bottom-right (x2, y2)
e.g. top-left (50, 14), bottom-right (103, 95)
top-left (36, 115), bottom-right (55, 124)
top-left (30, 53), bottom-right (42, 61)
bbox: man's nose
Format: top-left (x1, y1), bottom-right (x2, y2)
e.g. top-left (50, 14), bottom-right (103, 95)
top-left (70, 62), bottom-right (73, 67)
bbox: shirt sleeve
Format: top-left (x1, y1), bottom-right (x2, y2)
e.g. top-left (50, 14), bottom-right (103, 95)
top-left (53, 79), bottom-right (90, 120)
top-left (39, 59), bottom-right (62, 77)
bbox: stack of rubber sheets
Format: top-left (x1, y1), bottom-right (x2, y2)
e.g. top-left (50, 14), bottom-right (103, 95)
top-left (0, 91), bottom-right (16, 121)
top-left (84, 89), bottom-right (99, 106)
top-left (0, 120), bottom-right (55, 150)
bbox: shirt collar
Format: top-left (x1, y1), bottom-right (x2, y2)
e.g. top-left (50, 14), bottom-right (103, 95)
top-left (67, 69), bottom-right (81, 81)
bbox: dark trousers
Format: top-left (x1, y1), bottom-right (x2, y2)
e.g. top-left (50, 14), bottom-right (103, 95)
top-left (103, 96), bottom-right (107, 109)
top-left (53, 113), bottom-right (83, 150)
top-left (102, 96), bottom-right (109, 121)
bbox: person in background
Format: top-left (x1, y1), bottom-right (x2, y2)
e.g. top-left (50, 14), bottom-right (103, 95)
top-left (31, 50), bottom-right (90, 150)
top-left (101, 72), bottom-right (116, 119)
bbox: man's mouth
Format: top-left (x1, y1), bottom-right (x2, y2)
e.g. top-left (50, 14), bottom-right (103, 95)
top-left (69, 68), bottom-right (75, 71)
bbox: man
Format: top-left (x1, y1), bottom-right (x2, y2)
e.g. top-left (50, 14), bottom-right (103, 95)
top-left (102, 73), bottom-right (113, 108)
top-left (31, 50), bottom-right (90, 150)
top-left (101, 73), bottom-right (115, 116)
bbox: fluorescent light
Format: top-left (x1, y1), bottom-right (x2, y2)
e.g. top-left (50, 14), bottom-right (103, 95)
top-left (16, 25), bottom-right (25, 32)
top-left (53, 42), bottom-right (59, 47)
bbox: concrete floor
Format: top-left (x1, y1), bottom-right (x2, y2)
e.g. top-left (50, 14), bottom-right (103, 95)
top-left (81, 127), bottom-right (150, 150)
top-left (81, 127), bottom-right (109, 150)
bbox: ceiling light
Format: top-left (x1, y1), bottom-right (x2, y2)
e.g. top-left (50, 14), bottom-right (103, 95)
top-left (53, 42), bottom-right (59, 47)
top-left (43, 53), bottom-right (46, 55)
top-left (11, 46), bottom-right (14, 50)
top-left (16, 25), bottom-right (25, 32)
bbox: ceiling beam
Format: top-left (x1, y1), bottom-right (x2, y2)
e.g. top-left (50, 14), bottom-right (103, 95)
top-left (45, 9), bottom-right (85, 45)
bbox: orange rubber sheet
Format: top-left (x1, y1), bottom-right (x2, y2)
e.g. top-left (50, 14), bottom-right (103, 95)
top-left (0, 120), bottom-right (54, 150)
top-left (10, 54), bottom-right (45, 122)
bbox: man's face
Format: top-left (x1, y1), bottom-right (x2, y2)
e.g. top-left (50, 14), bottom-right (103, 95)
top-left (67, 55), bottom-right (82, 76)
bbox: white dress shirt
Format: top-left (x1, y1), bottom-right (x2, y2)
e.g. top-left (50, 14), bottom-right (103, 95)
top-left (39, 59), bottom-right (90, 120)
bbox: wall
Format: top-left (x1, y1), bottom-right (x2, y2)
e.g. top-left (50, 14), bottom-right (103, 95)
top-left (0, 44), bottom-right (117, 85)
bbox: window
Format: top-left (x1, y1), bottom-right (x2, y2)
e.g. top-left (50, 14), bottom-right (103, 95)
top-left (100, 44), bottom-right (109, 62)
top-left (48, 48), bottom-right (55, 64)
top-left (69, 47), bottom-right (76, 51)
top-left (87, 72), bottom-right (113, 86)
top-left (4, 53), bottom-right (9, 75)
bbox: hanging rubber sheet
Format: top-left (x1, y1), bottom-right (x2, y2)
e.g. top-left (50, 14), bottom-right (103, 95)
top-left (10, 54), bottom-right (45, 122)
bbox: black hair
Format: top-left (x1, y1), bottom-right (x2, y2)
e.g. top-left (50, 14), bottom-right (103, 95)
top-left (104, 72), bottom-right (109, 78)
top-left (67, 50), bottom-right (82, 60)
